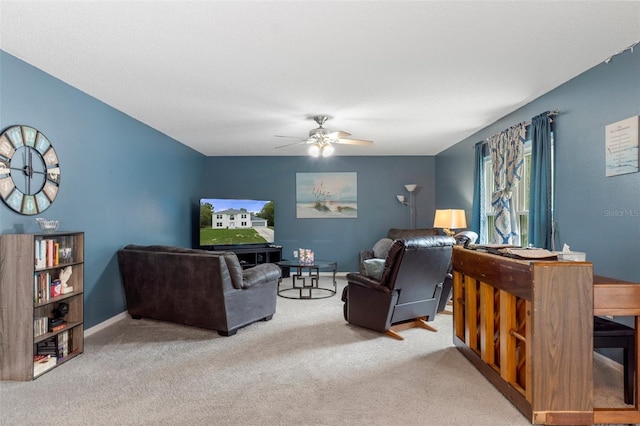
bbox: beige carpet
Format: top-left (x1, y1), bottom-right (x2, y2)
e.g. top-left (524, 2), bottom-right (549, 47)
top-left (0, 276), bottom-right (632, 425)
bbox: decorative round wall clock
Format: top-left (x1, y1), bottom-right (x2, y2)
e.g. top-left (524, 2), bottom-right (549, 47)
top-left (0, 125), bottom-right (61, 215)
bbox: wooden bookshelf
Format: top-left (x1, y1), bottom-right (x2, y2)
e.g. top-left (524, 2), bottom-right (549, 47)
top-left (0, 232), bottom-right (84, 380)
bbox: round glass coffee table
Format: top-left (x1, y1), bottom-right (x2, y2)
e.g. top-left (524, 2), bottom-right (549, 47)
top-left (276, 260), bottom-right (337, 299)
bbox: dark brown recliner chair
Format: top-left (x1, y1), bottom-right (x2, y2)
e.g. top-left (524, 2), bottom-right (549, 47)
top-left (358, 228), bottom-right (440, 275)
top-left (342, 236), bottom-right (455, 340)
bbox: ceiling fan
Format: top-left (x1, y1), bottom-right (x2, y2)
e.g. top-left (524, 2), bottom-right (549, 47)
top-left (275, 116), bottom-right (373, 157)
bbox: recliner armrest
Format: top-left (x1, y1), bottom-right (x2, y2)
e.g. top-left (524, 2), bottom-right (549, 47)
top-left (242, 263), bottom-right (282, 289)
top-left (346, 272), bottom-right (391, 293)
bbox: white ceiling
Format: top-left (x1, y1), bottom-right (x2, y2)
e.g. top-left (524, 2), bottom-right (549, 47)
top-left (1, 1), bottom-right (639, 156)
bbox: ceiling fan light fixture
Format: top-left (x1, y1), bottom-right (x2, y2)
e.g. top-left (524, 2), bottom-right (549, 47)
top-left (308, 144), bottom-right (321, 157)
top-left (321, 143), bottom-right (334, 157)
top-left (275, 115), bottom-right (373, 155)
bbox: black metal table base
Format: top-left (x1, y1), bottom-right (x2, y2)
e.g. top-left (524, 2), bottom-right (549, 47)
top-left (277, 261), bottom-right (337, 299)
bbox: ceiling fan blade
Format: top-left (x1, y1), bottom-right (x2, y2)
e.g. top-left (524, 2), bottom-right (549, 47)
top-left (335, 138), bottom-right (374, 146)
top-left (327, 130), bottom-right (351, 139)
top-left (275, 135), bottom-right (305, 139)
top-left (275, 140), bottom-right (308, 149)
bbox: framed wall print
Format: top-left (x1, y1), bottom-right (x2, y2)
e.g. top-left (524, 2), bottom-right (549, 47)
top-left (605, 115), bottom-right (639, 177)
top-left (296, 172), bottom-right (357, 218)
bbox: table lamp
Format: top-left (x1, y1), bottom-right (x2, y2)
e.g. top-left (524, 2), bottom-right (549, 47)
top-left (433, 209), bottom-right (466, 237)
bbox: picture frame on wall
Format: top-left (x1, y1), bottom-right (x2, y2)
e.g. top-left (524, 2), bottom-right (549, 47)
top-left (296, 172), bottom-right (357, 218)
top-left (605, 115), bottom-right (639, 177)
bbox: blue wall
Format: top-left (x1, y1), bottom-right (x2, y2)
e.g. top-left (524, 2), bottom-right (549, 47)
top-left (0, 51), bottom-right (206, 328)
top-left (1, 50), bottom-right (438, 328)
top-left (202, 156), bottom-right (437, 272)
top-left (4, 45), bottom-right (637, 331)
top-left (436, 49), bottom-right (640, 282)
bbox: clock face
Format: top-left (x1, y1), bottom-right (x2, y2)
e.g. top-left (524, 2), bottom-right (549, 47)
top-left (0, 125), bottom-right (61, 215)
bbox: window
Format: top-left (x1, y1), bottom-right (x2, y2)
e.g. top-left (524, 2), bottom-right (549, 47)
top-left (482, 134), bottom-right (554, 246)
top-left (483, 143), bottom-right (531, 246)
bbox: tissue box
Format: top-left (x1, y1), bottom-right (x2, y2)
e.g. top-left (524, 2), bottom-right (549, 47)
top-left (557, 251), bottom-right (586, 261)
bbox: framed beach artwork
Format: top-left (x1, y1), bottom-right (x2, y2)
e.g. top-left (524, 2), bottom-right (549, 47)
top-left (296, 172), bottom-right (358, 218)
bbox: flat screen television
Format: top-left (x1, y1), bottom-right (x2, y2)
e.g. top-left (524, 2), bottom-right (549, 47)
top-left (198, 198), bottom-right (275, 249)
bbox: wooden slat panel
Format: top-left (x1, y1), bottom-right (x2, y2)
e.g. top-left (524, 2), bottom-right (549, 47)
top-left (500, 290), bottom-right (517, 387)
top-left (525, 300), bottom-right (532, 403)
top-left (480, 281), bottom-right (495, 365)
top-left (465, 275), bottom-right (478, 353)
top-left (531, 263), bottom-right (593, 413)
top-left (452, 271), bottom-right (465, 341)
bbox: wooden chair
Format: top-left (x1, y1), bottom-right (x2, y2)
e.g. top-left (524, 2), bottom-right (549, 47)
top-left (594, 316), bottom-right (635, 405)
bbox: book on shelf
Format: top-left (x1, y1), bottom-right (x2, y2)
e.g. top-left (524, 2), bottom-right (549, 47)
top-left (49, 323), bottom-right (67, 333)
top-left (33, 355), bottom-right (56, 376)
top-left (34, 272), bottom-right (52, 303)
top-left (33, 317), bottom-right (49, 338)
top-left (35, 238), bottom-right (67, 269)
top-left (36, 330), bottom-right (71, 360)
top-left (58, 330), bottom-right (70, 359)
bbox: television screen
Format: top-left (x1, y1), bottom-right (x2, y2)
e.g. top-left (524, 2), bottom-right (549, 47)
top-left (199, 198), bottom-right (275, 248)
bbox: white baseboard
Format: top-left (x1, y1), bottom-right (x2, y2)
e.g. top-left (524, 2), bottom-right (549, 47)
top-left (84, 311), bottom-right (128, 337)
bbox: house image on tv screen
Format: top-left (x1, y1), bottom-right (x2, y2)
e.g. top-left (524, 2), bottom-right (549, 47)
top-left (213, 209), bottom-right (266, 229)
top-left (199, 198), bottom-right (275, 247)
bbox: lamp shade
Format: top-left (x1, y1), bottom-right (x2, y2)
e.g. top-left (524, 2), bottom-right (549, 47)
top-left (433, 209), bottom-right (467, 229)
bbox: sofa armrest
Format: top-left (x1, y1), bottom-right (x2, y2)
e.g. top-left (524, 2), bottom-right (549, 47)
top-left (242, 263), bottom-right (282, 289)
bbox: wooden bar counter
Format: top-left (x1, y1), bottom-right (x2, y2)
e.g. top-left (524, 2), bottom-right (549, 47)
top-left (592, 274), bottom-right (640, 425)
top-left (452, 246), bottom-right (640, 425)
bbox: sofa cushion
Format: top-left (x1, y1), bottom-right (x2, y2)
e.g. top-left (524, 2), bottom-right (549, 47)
top-left (362, 258), bottom-right (386, 280)
top-left (222, 254), bottom-right (244, 289)
top-left (372, 238), bottom-right (393, 259)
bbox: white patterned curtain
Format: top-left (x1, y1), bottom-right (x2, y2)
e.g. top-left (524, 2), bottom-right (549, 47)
top-left (488, 123), bottom-right (526, 244)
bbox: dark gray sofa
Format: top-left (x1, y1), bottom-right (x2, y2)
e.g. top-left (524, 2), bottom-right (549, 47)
top-left (117, 244), bottom-right (281, 336)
